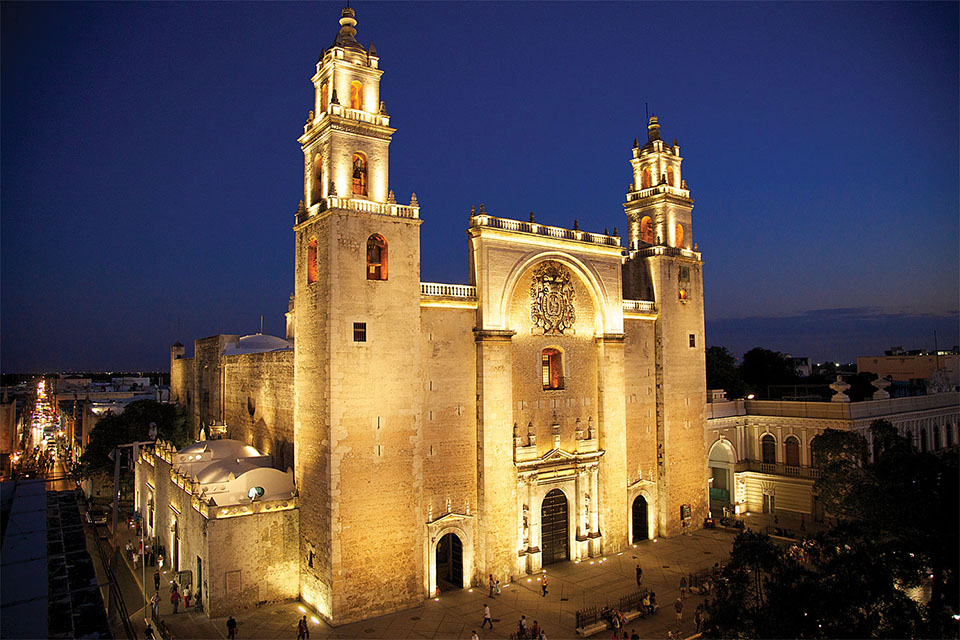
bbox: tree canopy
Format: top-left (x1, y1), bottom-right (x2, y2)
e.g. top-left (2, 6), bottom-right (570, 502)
top-left (80, 400), bottom-right (189, 479)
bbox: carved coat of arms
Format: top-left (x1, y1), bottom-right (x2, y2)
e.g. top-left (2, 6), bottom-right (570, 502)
top-left (530, 261), bottom-right (576, 335)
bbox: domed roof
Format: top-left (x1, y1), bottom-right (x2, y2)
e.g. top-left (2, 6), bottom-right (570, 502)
top-left (221, 334), bottom-right (292, 356)
top-left (331, 7), bottom-right (367, 54)
top-left (176, 439), bottom-right (262, 462)
top-left (195, 458), bottom-right (268, 485)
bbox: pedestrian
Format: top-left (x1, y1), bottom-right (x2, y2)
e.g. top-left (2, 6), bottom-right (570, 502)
top-left (154, 569), bottom-right (161, 592)
top-left (520, 614), bottom-right (528, 636)
top-left (480, 603), bottom-right (493, 629)
top-left (170, 580), bottom-right (178, 595)
top-left (541, 575), bottom-right (548, 597)
top-left (630, 630), bottom-right (639, 640)
top-left (144, 623), bottom-right (155, 640)
top-left (679, 576), bottom-right (687, 599)
top-left (158, 554), bottom-right (164, 571)
top-left (297, 615), bottom-right (308, 640)
top-left (488, 574), bottom-right (495, 597)
top-left (471, 632), bottom-right (479, 640)
top-left (226, 615), bottom-right (237, 639)
top-left (538, 629), bottom-right (547, 640)
top-left (170, 590), bottom-right (179, 613)
top-left (150, 593), bottom-right (160, 618)
top-left (694, 604), bottom-right (704, 633)
top-left (531, 620), bottom-right (540, 639)
top-left (132, 550), bottom-right (139, 569)
top-left (674, 598), bottom-right (683, 626)
top-left (495, 579), bottom-right (501, 595)
top-left (126, 541), bottom-right (133, 560)
top-left (183, 591), bottom-right (191, 609)
top-left (635, 564), bottom-right (642, 587)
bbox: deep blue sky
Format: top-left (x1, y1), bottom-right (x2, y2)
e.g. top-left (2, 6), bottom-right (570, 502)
top-left (2, 2), bottom-right (957, 372)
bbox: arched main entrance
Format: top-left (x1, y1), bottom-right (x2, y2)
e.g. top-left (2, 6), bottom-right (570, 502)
top-left (541, 489), bottom-right (569, 565)
top-left (435, 533), bottom-right (463, 591)
top-left (632, 495), bottom-right (648, 542)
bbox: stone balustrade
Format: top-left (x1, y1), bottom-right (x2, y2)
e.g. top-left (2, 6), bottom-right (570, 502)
top-left (420, 282), bottom-right (477, 298)
top-left (320, 196), bottom-right (419, 219)
top-left (622, 299), bottom-right (656, 313)
top-left (470, 214), bottom-right (621, 248)
top-left (626, 184), bottom-right (690, 201)
top-left (633, 245), bottom-right (700, 260)
top-left (304, 105), bottom-right (390, 134)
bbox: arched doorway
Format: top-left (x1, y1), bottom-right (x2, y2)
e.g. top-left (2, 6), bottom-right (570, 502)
top-left (435, 532), bottom-right (463, 591)
top-left (708, 440), bottom-right (735, 514)
top-left (632, 495), bottom-right (648, 542)
top-left (541, 489), bottom-right (569, 565)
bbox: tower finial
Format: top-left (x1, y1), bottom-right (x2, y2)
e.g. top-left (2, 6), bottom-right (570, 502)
top-left (647, 115), bottom-right (661, 142)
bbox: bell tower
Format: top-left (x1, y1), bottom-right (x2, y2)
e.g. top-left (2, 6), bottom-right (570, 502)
top-left (293, 7), bottom-right (423, 626)
top-left (624, 116), bottom-right (693, 252)
top-left (300, 6), bottom-right (394, 208)
top-left (622, 116), bottom-right (708, 537)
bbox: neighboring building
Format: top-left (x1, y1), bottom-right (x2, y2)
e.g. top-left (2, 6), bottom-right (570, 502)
top-left (857, 350), bottom-right (959, 392)
top-left (786, 355), bottom-right (811, 378)
top-left (705, 390), bottom-right (960, 519)
top-left (134, 439), bottom-right (298, 617)
top-left (167, 7), bottom-right (708, 625)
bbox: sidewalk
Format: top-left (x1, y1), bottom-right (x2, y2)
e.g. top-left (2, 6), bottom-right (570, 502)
top-left (118, 527), bottom-right (735, 639)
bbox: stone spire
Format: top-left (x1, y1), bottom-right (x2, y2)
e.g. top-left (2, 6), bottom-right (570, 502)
top-left (332, 7), bottom-right (365, 51)
top-left (647, 115), bottom-right (661, 142)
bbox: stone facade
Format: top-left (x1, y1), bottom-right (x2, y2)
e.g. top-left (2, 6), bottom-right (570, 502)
top-left (168, 7), bottom-right (709, 626)
top-left (705, 393), bottom-right (960, 518)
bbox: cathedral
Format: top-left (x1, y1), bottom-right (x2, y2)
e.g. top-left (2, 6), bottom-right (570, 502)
top-left (166, 7), bottom-right (708, 625)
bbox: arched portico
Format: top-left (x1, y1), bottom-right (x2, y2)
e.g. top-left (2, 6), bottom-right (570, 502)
top-left (708, 438), bottom-right (737, 515)
top-left (424, 515), bottom-right (474, 597)
top-left (627, 481), bottom-right (657, 543)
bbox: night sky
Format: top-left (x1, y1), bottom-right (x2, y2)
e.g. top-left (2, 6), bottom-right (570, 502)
top-left (2, 2), bottom-right (957, 372)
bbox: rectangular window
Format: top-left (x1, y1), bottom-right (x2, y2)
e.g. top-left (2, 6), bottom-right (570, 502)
top-left (353, 322), bottom-right (366, 342)
top-left (541, 349), bottom-right (564, 390)
top-left (678, 266), bottom-right (690, 283)
top-left (689, 334), bottom-right (696, 348)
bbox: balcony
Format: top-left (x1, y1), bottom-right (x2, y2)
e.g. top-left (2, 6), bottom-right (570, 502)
top-left (626, 184), bottom-right (690, 201)
top-left (622, 299), bottom-right (656, 314)
top-left (420, 283), bottom-right (477, 298)
top-left (736, 460), bottom-right (820, 480)
top-left (632, 245), bottom-right (700, 260)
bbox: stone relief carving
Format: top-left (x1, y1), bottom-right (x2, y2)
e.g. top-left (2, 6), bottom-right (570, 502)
top-left (530, 261), bottom-right (576, 335)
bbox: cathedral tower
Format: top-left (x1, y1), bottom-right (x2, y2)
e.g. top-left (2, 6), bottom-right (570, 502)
top-left (623, 116), bottom-right (708, 536)
top-left (293, 8), bottom-right (424, 624)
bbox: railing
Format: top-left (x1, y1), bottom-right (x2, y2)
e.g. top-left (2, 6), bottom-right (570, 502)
top-left (622, 299), bottom-right (656, 313)
top-left (470, 214), bottom-right (621, 247)
top-left (626, 184), bottom-right (690, 201)
top-left (321, 196), bottom-right (419, 219)
top-left (575, 589), bottom-right (653, 631)
top-left (784, 465), bottom-right (801, 477)
top-left (738, 460), bottom-right (821, 480)
top-left (306, 105), bottom-right (390, 131)
top-left (420, 282), bottom-right (477, 298)
top-left (633, 245), bottom-right (700, 260)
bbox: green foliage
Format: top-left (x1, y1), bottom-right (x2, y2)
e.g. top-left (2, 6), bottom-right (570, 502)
top-left (739, 348), bottom-right (798, 398)
top-left (706, 346), bottom-right (747, 399)
top-left (80, 400), bottom-right (189, 480)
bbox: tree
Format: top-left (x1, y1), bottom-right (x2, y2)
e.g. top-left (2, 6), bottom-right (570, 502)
top-left (739, 348), bottom-right (798, 398)
top-left (80, 400), bottom-right (189, 480)
top-left (706, 346), bottom-right (746, 399)
top-left (811, 421), bottom-right (959, 637)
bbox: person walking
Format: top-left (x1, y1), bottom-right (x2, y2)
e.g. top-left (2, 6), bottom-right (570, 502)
top-left (488, 574), bottom-right (495, 597)
top-left (297, 615), bottom-right (308, 640)
top-left (183, 591), bottom-right (191, 609)
top-left (674, 598), bottom-right (683, 626)
top-left (480, 603), bottom-right (493, 629)
top-left (679, 576), bottom-right (687, 599)
top-left (170, 590), bottom-right (179, 614)
top-left (495, 578), bottom-right (501, 595)
top-left (150, 592), bottom-right (160, 618)
top-left (471, 632), bottom-right (479, 640)
top-left (519, 614), bottom-right (528, 636)
top-left (154, 569), bottom-right (160, 591)
top-left (694, 604), bottom-right (704, 633)
top-left (635, 564), bottom-right (642, 587)
top-left (541, 576), bottom-right (548, 597)
top-left (226, 615), bottom-right (237, 639)
top-left (144, 623), bottom-right (155, 640)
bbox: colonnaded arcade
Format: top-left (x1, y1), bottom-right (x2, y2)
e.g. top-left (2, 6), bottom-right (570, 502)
top-left (157, 7), bottom-right (708, 625)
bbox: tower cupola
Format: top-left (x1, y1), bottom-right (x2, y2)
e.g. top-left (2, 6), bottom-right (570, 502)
top-left (623, 116), bottom-right (694, 251)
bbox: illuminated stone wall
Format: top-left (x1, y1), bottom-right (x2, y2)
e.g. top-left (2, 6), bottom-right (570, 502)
top-left (221, 351), bottom-right (294, 472)
top-left (135, 450), bottom-right (299, 619)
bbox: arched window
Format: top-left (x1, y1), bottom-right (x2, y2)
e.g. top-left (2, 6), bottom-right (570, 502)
top-left (920, 428), bottom-right (927, 453)
top-left (366, 234), bottom-right (387, 280)
top-left (311, 153), bottom-right (323, 206)
top-left (933, 425), bottom-right (940, 450)
top-left (784, 436), bottom-right (800, 467)
top-left (810, 442), bottom-right (821, 468)
top-left (352, 152), bottom-right (367, 196)
top-left (640, 216), bottom-right (654, 245)
top-left (541, 348), bottom-right (564, 390)
top-left (947, 424), bottom-right (954, 449)
top-left (666, 167), bottom-right (675, 187)
top-left (350, 81), bottom-right (363, 110)
top-left (320, 82), bottom-right (329, 113)
top-left (761, 434), bottom-right (776, 464)
top-left (641, 167), bottom-right (652, 189)
top-left (905, 430), bottom-right (913, 449)
top-left (675, 223), bottom-right (684, 248)
top-left (307, 237), bottom-right (318, 284)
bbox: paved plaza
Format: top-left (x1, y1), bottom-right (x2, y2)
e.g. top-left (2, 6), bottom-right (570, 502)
top-left (116, 526), bottom-right (737, 639)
